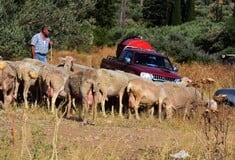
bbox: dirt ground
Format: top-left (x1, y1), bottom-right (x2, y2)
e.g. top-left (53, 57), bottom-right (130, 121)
top-left (0, 107), bottom-right (206, 160)
top-left (1, 106), bottom-right (234, 160)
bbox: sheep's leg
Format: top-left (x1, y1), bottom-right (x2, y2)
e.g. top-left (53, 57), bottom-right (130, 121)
top-left (118, 88), bottom-right (125, 118)
top-left (66, 94), bottom-right (72, 118)
top-left (3, 93), bottom-right (11, 109)
top-left (128, 93), bottom-right (136, 119)
top-left (183, 101), bottom-right (190, 120)
top-left (82, 99), bottom-right (89, 123)
top-left (23, 84), bottom-right (30, 109)
top-left (158, 98), bottom-right (165, 122)
top-left (134, 96), bottom-right (141, 120)
top-left (33, 85), bottom-right (40, 108)
top-left (99, 87), bottom-right (107, 118)
top-left (51, 92), bottom-right (59, 113)
top-left (111, 105), bottom-right (115, 117)
top-left (128, 107), bottom-right (132, 119)
top-left (91, 94), bottom-right (98, 124)
top-left (101, 99), bottom-right (107, 118)
top-left (148, 106), bottom-right (154, 118)
top-left (13, 80), bottom-right (19, 100)
top-left (72, 98), bottom-right (76, 114)
top-left (47, 97), bottom-right (51, 111)
top-left (134, 106), bottom-right (140, 120)
top-left (66, 98), bottom-right (76, 117)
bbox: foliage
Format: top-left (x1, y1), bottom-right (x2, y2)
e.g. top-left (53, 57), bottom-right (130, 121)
top-left (142, 0), bottom-right (173, 26)
top-left (0, 0), bottom-right (234, 62)
top-left (89, 0), bottom-right (117, 28)
top-left (0, 0), bottom-right (96, 59)
top-left (0, 0), bottom-right (26, 59)
top-left (224, 16), bottom-right (235, 43)
top-left (208, 1), bottom-right (224, 22)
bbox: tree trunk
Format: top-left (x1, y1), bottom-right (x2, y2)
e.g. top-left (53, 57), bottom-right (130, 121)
top-left (171, 0), bottom-right (182, 25)
top-left (233, 0), bottom-right (235, 17)
top-left (119, 0), bottom-right (127, 28)
top-left (186, 0), bottom-right (195, 21)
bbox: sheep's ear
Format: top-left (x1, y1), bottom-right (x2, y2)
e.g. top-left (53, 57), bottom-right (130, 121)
top-left (59, 57), bottom-right (65, 63)
top-left (67, 56), bottom-right (76, 62)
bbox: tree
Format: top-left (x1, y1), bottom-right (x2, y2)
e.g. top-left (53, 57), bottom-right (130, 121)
top-left (208, 0), bottom-right (223, 22)
top-left (89, 0), bottom-right (117, 28)
top-left (120, 0), bottom-right (127, 27)
top-left (185, 0), bottom-right (195, 22)
top-left (142, 0), bottom-right (174, 26)
top-left (0, 0), bottom-right (25, 59)
top-left (233, 0), bottom-right (235, 17)
top-left (171, 0), bottom-right (182, 25)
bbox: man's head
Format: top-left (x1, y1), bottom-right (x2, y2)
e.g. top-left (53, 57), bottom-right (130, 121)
top-left (41, 26), bottom-right (51, 37)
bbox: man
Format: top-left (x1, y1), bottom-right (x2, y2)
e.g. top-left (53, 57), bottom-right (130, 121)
top-left (31, 26), bottom-right (53, 62)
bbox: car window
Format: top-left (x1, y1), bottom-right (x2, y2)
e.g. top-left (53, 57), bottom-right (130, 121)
top-left (134, 53), bottom-right (173, 70)
top-left (119, 50), bottom-right (133, 61)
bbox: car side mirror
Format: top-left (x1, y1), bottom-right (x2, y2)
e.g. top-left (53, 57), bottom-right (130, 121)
top-left (173, 66), bottom-right (179, 72)
top-left (124, 57), bottom-right (131, 64)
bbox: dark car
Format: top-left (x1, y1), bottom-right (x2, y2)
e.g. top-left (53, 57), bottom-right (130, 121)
top-left (214, 88), bottom-right (235, 106)
top-left (221, 54), bottom-right (235, 64)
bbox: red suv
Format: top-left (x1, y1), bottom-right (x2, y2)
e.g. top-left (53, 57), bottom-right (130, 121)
top-left (100, 37), bottom-right (182, 82)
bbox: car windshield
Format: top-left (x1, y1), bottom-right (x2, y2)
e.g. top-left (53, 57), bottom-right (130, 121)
top-left (134, 52), bottom-right (173, 70)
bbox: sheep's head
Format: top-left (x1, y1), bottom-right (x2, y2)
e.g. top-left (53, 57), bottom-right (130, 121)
top-left (180, 77), bottom-right (192, 86)
top-left (59, 56), bottom-right (75, 71)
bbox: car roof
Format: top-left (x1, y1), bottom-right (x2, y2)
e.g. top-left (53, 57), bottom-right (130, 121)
top-left (122, 38), bottom-right (154, 50)
top-left (124, 46), bottom-right (167, 58)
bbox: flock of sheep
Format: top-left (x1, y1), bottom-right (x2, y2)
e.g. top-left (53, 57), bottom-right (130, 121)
top-left (0, 56), bottom-right (219, 124)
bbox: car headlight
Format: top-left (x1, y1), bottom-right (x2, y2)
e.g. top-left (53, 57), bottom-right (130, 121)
top-left (140, 72), bottom-right (153, 80)
top-left (174, 78), bottom-right (181, 84)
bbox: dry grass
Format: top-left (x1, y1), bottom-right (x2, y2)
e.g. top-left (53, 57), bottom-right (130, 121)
top-left (51, 46), bottom-right (116, 69)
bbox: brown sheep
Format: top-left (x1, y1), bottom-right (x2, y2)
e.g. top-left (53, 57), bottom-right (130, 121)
top-left (127, 78), bottom-right (166, 120)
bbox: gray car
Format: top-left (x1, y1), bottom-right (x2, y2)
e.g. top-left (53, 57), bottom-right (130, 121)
top-left (214, 88), bottom-right (235, 106)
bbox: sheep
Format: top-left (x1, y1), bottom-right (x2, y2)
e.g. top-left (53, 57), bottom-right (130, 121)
top-left (57, 56), bottom-right (99, 118)
top-left (57, 56), bottom-right (93, 73)
top-left (160, 83), bottom-right (203, 120)
top-left (127, 78), bottom-right (166, 120)
top-left (38, 63), bottom-right (70, 113)
top-left (13, 59), bottom-right (45, 108)
top-left (58, 57), bottom-right (135, 118)
top-left (94, 68), bottom-right (144, 118)
top-left (65, 69), bottom-right (101, 123)
top-left (126, 76), bottom-right (204, 121)
top-left (0, 60), bottom-right (18, 108)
